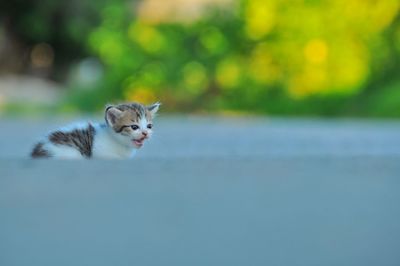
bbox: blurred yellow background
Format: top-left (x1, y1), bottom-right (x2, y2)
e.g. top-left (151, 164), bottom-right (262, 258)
top-left (0, 0), bottom-right (399, 116)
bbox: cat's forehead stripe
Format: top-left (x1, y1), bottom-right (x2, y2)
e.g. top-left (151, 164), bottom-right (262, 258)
top-left (115, 103), bottom-right (151, 121)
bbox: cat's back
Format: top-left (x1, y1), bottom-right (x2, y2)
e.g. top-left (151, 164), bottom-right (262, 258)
top-left (31, 122), bottom-right (97, 159)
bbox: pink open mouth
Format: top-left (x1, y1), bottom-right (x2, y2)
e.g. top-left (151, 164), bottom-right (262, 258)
top-left (132, 137), bottom-right (146, 148)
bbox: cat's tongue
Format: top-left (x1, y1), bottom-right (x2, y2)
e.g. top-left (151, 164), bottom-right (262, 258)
top-left (132, 138), bottom-right (145, 147)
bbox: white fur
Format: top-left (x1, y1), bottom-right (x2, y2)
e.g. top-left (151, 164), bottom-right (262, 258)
top-left (46, 143), bottom-right (83, 159)
top-left (91, 124), bottom-right (137, 159)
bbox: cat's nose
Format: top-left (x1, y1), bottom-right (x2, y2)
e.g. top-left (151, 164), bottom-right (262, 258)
top-left (142, 131), bottom-right (148, 137)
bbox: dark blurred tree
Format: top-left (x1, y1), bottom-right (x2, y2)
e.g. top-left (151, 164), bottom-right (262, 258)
top-left (0, 0), bottom-right (111, 79)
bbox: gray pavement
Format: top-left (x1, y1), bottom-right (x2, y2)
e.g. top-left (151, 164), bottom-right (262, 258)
top-left (2, 116), bottom-right (400, 158)
top-left (1, 116), bottom-right (400, 266)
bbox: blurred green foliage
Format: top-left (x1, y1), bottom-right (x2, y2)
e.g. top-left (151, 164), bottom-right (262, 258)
top-left (2, 0), bottom-right (400, 116)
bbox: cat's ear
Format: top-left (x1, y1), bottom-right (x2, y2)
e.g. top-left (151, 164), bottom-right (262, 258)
top-left (105, 105), bottom-right (123, 126)
top-left (147, 102), bottom-right (160, 117)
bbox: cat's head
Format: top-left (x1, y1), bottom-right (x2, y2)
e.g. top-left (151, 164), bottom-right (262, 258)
top-left (105, 102), bottom-right (160, 149)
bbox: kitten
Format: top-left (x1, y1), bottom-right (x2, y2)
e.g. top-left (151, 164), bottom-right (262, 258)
top-left (31, 102), bottom-right (160, 159)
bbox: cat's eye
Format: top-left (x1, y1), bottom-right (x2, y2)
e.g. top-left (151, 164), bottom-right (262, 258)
top-left (131, 125), bottom-right (139, 130)
top-left (147, 124), bottom-right (153, 129)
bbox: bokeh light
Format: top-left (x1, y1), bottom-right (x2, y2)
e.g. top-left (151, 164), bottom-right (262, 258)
top-left (1, 0), bottom-right (400, 116)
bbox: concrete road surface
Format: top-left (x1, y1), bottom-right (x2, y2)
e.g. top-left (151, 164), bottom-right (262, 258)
top-left (1, 116), bottom-right (400, 266)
